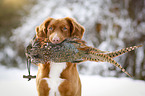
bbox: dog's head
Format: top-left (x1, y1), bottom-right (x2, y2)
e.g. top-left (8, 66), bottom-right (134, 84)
top-left (35, 17), bottom-right (85, 44)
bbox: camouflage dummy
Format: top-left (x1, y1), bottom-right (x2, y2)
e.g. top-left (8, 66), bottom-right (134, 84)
top-left (26, 37), bottom-right (142, 77)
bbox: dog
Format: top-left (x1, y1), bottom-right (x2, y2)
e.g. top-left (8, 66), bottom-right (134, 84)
top-left (35, 17), bottom-right (84, 96)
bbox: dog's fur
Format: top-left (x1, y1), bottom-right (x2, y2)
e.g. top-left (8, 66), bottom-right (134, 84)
top-left (35, 17), bottom-right (84, 96)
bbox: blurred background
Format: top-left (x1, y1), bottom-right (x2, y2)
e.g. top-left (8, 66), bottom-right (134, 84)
top-left (0, 0), bottom-right (145, 80)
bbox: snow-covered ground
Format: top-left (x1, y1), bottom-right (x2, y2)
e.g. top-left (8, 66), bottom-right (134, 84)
top-left (0, 65), bottom-right (145, 96)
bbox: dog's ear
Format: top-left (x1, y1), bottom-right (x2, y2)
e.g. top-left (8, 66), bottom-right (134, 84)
top-left (35, 26), bottom-right (44, 38)
top-left (35, 17), bottom-right (53, 38)
top-left (65, 17), bottom-right (85, 39)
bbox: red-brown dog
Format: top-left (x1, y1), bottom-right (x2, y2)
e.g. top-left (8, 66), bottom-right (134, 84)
top-left (35, 17), bottom-right (84, 96)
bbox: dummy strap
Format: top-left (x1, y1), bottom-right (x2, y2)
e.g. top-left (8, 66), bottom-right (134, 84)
top-left (23, 57), bottom-right (36, 81)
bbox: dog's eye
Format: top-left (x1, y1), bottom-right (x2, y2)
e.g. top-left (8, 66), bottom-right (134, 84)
top-left (63, 27), bottom-right (67, 31)
top-left (49, 27), bottom-right (53, 30)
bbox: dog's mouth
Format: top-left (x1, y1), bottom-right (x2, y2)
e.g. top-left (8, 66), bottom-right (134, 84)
top-left (49, 38), bottom-right (68, 46)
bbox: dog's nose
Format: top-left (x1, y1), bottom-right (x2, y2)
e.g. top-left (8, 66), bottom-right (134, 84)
top-left (52, 37), bottom-right (60, 44)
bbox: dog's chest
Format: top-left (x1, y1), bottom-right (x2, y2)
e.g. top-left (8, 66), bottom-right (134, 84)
top-left (43, 62), bottom-right (66, 96)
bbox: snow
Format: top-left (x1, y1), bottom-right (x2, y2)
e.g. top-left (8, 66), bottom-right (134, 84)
top-left (0, 65), bottom-right (145, 96)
